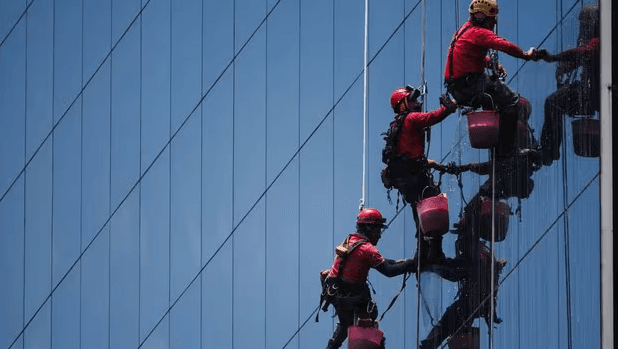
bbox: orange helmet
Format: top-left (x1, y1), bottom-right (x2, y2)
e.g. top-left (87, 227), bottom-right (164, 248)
top-left (469, 0), bottom-right (499, 17)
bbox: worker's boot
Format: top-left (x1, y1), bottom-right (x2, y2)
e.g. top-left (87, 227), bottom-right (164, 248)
top-left (325, 323), bottom-right (346, 349)
top-left (325, 339), bottom-right (338, 349)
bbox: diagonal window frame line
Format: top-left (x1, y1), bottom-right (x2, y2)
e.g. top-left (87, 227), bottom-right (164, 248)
top-left (279, 0), bottom-right (598, 345)
top-left (0, 0), bottom-right (35, 50)
top-left (498, 172), bottom-right (599, 285)
top-left (5, 0), bottom-right (288, 346)
top-left (438, 172), bottom-right (599, 349)
top-left (139, 1), bottom-right (428, 346)
top-left (507, 0), bottom-right (581, 85)
top-left (4, 0), bottom-right (591, 347)
top-left (5, 1), bottom-right (155, 346)
top-left (1, 0), bottom-right (154, 205)
top-left (281, 171), bottom-right (599, 349)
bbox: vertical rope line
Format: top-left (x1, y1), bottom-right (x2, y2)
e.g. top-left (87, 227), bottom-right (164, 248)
top-left (490, 150), bottom-right (496, 349)
top-left (558, 2), bottom-right (573, 348)
top-left (199, 0), bottom-right (204, 347)
top-left (420, 0), bottom-right (426, 101)
top-left (414, 235), bottom-right (421, 336)
top-left (264, 0), bottom-right (268, 346)
top-left (50, 0), bottom-right (55, 345)
top-left (108, 0), bottom-right (113, 346)
top-left (168, 0), bottom-right (173, 342)
top-left (403, 3), bottom-right (407, 342)
top-left (23, 1), bottom-right (29, 338)
top-left (416, 1), bottom-right (428, 347)
top-left (440, 0), bottom-right (445, 157)
top-left (297, 0), bottom-right (302, 346)
top-left (403, 3), bottom-right (407, 345)
top-left (138, 3), bottom-right (143, 340)
top-left (331, 0), bottom-right (336, 334)
top-left (79, 0), bottom-right (85, 345)
top-left (360, 0), bottom-right (369, 210)
top-left (455, 0), bottom-right (460, 29)
top-left (554, 3), bottom-right (560, 346)
top-left (512, 0), bottom-right (516, 347)
top-left (231, 0), bottom-right (236, 346)
top-left (21, 3), bottom-right (28, 343)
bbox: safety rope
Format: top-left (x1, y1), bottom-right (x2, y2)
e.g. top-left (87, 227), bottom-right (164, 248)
top-left (489, 149), bottom-right (496, 349)
top-left (360, 0), bottom-right (369, 211)
top-left (416, 2), bottom-right (428, 348)
top-left (560, 4), bottom-right (575, 348)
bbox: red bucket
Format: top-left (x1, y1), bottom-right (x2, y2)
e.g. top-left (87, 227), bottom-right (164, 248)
top-left (448, 327), bottom-right (480, 349)
top-left (467, 110), bottom-right (500, 149)
top-left (417, 193), bottom-right (449, 237)
top-left (479, 196), bottom-right (510, 242)
top-left (572, 118), bottom-right (600, 157)
top-left (348, 325), bottom-right (384, 349)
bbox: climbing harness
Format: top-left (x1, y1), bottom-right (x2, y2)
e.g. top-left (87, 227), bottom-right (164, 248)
top-left (316, 235), bottom-right (367, 322)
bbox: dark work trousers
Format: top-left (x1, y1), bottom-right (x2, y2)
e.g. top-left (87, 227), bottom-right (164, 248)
top-left (447, 73), bottom-right (523, 156)
top-left (540, 81), bottom-right (599, 164)
top-left (456, 156), bottom-right (534, 261)
top-left (390, 161), bottom-right (444, 263)
top-left (418, 298), bottom-right (474, 349)
top-left (477, 156), bottom-right (535, 201)
top-left (326, 284), bottom-right (381, 349)
top-left (419, 266), bottom-right (499, 349)
top-left (389, 160), bottom-right (440, 235)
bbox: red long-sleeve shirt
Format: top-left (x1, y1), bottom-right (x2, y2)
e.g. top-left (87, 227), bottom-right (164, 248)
top-left (327, 233), bottom-right (385, 284)
top-left (561, 37), bottom-right (600, 61)
top-left (396, 106), bottom-right (451, 159)
top-left (445, 20), bottom-right (528, 80)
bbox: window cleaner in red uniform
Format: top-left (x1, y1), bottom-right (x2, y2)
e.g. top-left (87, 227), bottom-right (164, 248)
top-left (539, 3), bottom-right (600, 164)
top-left (319, 208), bottom-right (418, 349)
top-left (444, 0), bottom-right (544, 156)
top-left (381, 86), bottom-right (458, 267)
top-left (417, 243), bottom-right (506, 349)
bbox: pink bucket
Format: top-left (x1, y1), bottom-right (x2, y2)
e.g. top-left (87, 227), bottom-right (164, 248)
top-left (467, 110), bottom-right (500, 149)
top-left (348, 325), bottom-right (384, 349)
top-left (448, 327), bottom-right (480, 349)
top-left (416, 193), bottom-right (449, 237)
top-left (479, 197), bottom-right (510, 242)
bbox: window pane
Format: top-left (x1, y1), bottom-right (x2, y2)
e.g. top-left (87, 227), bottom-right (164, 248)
top-left (25, 139), bottom-right (52, 321)
top-left (26, 0), bottom-right (53, 159)
top-left (51, 264), bottom-right (80, 349)
top-left (0, 178), bottom-right (24, 349)
top-left (53, 0), bottom-right (82, 123)
top-left (140, 0), bottom-right (170, 172)
top-left (0, 19), bottom-right (25, 194)
top-left (82, 61), bottom-right (111, 248)
top-left (80, 228), bottom-right (110, 349)
top-left (140, 149), bottom-right (170, 342)
top-left (110, 188), bottom-right (140, 349)
top-left (170, 112), bottom-right (201, 301)
top-left (52, 100), bottom-right (81, 286)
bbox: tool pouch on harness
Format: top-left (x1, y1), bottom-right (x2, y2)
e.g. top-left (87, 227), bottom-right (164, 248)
top-left (381, 157), bottom-right (428, 191)
top-left (316, 236), bottom-right (366, 322)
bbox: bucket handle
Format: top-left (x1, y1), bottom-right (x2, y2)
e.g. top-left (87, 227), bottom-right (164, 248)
top-left (419, 186), bottom-right (440, 201)
top-left (468, 92), bottom-right (495, 111)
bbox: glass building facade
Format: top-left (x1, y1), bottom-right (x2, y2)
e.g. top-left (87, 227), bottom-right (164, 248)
top-left (0, 0), bottom-right (607, 348)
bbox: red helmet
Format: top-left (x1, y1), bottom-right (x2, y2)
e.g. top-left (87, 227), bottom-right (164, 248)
top-left (356, 208), bottom-right (387, 227)
top-left (390, 85), bottom-right (421, 112)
